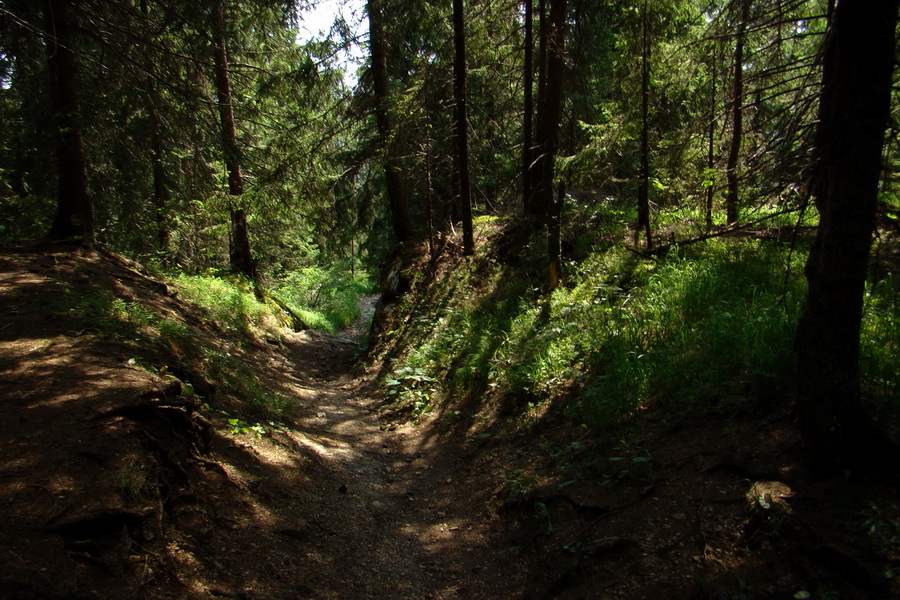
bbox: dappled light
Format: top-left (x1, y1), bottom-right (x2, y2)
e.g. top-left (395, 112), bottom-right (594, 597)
top-left (2, 0), bottom-right (900, 597)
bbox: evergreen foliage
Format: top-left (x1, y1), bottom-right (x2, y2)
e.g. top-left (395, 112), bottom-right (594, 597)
top-left (0, 0), bottom-right (897, 459)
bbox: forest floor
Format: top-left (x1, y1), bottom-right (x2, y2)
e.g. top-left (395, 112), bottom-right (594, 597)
top-left (1, 243), bottom-right (898, 600)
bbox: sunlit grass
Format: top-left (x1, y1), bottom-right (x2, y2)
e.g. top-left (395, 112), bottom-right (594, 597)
top-left (377, 211), bottom-right (898, 438)
top-left (273, 261), bottom-right (372, 333)
top-left (172, 273), bottom-right (289, 335)
top-left (381, 232), bottom-right (828, 430)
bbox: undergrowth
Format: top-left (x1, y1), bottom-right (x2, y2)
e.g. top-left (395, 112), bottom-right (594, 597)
top-left (376, 220), bottom-right (899, 435)
top-left (272, 261), bottom-right (372, 333)
top-left (171, 273), bottom-right (289, 335)
top-left (59, 267), bottom-right (300, 423)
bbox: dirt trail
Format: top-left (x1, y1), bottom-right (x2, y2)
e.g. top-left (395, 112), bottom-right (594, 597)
top-left (0, 247), bottom-right (526, 600)
top-left (254, 327), bottom-right (526, 599)
top-left (2, 246), bottom-right (898, 600)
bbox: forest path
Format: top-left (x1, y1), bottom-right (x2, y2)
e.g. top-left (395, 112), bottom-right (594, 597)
top-left (0, 247), bottom-right (527, 600)
top-left (2, 247), bottom-right (895, 600)
top-left (235, 322), bottom-right (527, 600)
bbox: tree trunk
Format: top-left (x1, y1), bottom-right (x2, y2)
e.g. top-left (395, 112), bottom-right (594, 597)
top-left (636, 0), bottom-right (652, 249)
top-left (44, 0), bottom-right (94, 243)
top-left (537, 0), bottom-right (567, 290)
top-left (211, 0), bottom-right (256, 283)
top-left (532, 0), bottom-right (567, 218)
top-left (793, 0), bottom-right (900, 469)
top-left (367, 0), bottom-right (415, 245)
top-left (453, 0), bottom-right (474, 256)
top-left (528, 0), bottom-right (548, 219)
top-left (142, 0), bottom-right (170, 256)
top-left (150, 109), bottom-right (171, 255)
top-left (705, 51), bottom-right (717, 234)
top-left (522, 0), bottom-right (534, 216)
top-left (725, 0), bottom-right (748, 226)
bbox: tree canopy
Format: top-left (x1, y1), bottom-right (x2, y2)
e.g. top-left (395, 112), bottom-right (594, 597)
top-left (1, 0), bottom-right (898, 466)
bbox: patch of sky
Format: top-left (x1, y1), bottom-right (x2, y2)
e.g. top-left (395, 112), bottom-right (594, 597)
top-left (296, 0), bottom-right (367, 87)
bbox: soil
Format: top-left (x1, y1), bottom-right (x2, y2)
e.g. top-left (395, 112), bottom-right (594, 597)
top-left (1, 243), bottom-right (898, 600)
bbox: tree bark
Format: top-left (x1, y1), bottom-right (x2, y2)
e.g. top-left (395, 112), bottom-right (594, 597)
top-left (537, 0), bottom-right (567, 290)
top-left (705, 51), bottom-right (717, 234)
top-left (793, 0), bottom-right (900, 469)
top-left (142, 0), bottom-right (170, 256)
top-left (725, 0), bottom-right (748, 226)
top-left (522, 0), bottom-right (534, 216)
top-left (528, 0), bottom-right (548, 219)
top-left (149, 105), bottom-right (171, 255)
top-left (211, 0), bottom-right (256, 283)
top-left (636, 0), bottom-right (652, 249)
top-left (367, 0), bottom-right (415, 245)
top-left (453, 0), bottom-right (474, 256)
top-left (44, 0), bottom-right (94, 243)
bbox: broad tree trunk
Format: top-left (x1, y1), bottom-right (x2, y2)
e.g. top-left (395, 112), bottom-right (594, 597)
top-left (44, 0), bottom-right (94, 243)
top-left (793, 0), bottom-right (900, 468)
top-left (725, 0), bottom-right (748, 226)
top-left (368, 0), bottom-right (415, 245)
top-left (211, 0), bottom-right (256, 283)
top-left (636, 0), bottom-right (652, 249)
top-left (522, 0), bottom-right (534, 216)
top-left (453, 0), bottom-right (473, 256)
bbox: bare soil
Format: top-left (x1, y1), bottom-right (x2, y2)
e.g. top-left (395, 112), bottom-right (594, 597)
top-left (0, 244), bottom-right (898, 600)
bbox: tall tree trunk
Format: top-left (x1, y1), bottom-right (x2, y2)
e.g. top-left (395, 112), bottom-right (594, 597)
top-left (141, 0), bottom-right (170, 256)
top-left (528, 0), bottom-right (548, 219)
top-left (453, 0), bottom-right (473, 256)
top-left (725, 0), bottom-right (748, 226)
top-left (793, 0), bottom-right (900, 469)
top-left (522, 0), bottom-right (534, 216)
top-left (44, 0), bottom-right (94, 243)
top-left (149, 108), bottom-right (171, 255)
top-left (636, 0), bottom-right (652, 249)
top-left (211, 0), bottom-right (256, 283)
top-left (705, 50), bottom-right (717, 234)
top-left (424, 123), bottom-right (436, 261)
top-left (537, 0), bottom-right (567, 290)
top-left (367, 0), bottom-right (415, 245)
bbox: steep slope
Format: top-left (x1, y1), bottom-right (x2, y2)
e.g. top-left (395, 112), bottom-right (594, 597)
top-left (1, 242), bottom-right (897, 600)
top-left (0, 244), bottom-right (530, 599)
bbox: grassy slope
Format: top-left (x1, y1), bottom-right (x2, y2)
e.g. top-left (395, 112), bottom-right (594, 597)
top-left (366, 215), bottom-right (900, 597)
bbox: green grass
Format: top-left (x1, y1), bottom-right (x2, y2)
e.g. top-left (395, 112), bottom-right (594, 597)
top-left (558, 241), bottom-right (806, 426)
top-left (861, 272), bottom-right (899, 427)
top-left (172, 273), bottom-right (289, 335)
top-left (273, 262), bottom-right (372, 333)
top-left (378, 229), bottom-right (841, 432)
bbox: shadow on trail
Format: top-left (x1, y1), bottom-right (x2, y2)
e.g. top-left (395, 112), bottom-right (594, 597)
top-left (233, 329), bottom-right (534, 599)
top-left (0, 244), bottom-right (533, 599)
